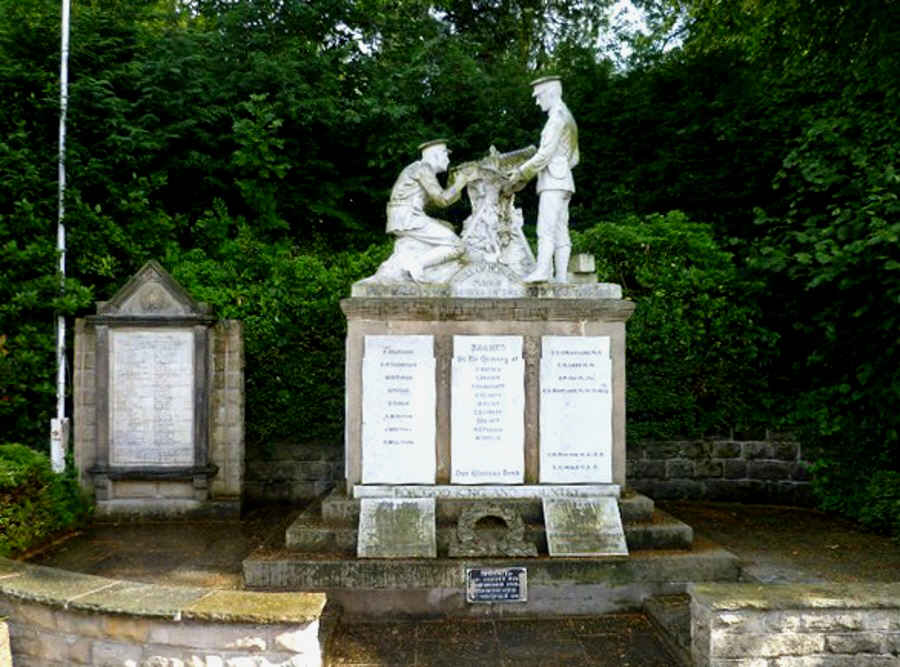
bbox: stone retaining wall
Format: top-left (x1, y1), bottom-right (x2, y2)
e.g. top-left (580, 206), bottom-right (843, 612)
top-left (689, 582), bottom-right (900, 667)
top-left (628, 434), bottom-right (814, 506)
top-left (245, 441), bottom-right (343, 503)
top-left (245, 434), bottom-right (813, 505)
top-left (0, 558), bottom-right (326, 666)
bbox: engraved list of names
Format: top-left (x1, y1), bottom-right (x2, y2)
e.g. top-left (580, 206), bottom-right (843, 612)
top-left (451, 335), bottom-right (524, 484)
top-left (109, 329), bottom-right (195, 466)
top-left (539, 336), bottom-right (612, 483)
top-left (361, 335), bottom-right (436, 484)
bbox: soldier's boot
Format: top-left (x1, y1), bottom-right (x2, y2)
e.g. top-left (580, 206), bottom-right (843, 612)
top-left (553, 245), bottom-right (571, 283)
top-left (523, 240), bottom-right (553, 283)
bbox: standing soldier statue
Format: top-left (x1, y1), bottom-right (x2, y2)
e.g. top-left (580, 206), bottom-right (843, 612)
top-left (508, 76), bottom-right (580, 283)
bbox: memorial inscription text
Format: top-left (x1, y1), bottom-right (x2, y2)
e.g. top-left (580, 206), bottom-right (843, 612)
top-left (539, 336), bottom-right (612, 483)
top-left (451, 336), bottom-right (524, 484)
top-left (109, 329), bottom-right (195, 466)
top-left (362, 335), bottom-right (436, 484)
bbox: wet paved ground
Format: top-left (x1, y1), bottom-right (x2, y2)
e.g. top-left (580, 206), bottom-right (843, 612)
top-left (29, 504), bottom-right (298, 588)
top-left (29, 501), bottom-right (900, 666)
top-left (326, 614), bottom-right (676, 666)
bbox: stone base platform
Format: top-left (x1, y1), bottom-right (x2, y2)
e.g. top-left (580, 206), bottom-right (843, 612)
top-left (286, 489), bottom-right (693, 555)
top-left (242, 489), bottom-right (740, 617)
top-left (94, 498), bottom-right (241, 520)
top-left (242, 538), bottom-right (740, 617)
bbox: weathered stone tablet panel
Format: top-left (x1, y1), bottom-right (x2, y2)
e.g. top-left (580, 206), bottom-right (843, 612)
top-left (543, 497), bottom-right (628, 557)
top-left (109, 329), bottom-right (195, 467)
top-left (539, 336), bottom-right (612, 483)
top-left (451, 335), bottom-right (524, 484)
top-left (361, 335), bottom-right (436, 484)
top-left (357, 498), bottom-right (437, 558)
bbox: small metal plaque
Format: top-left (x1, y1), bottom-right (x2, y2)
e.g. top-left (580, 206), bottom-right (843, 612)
top-left (466, 567), bottom-right (527, 603)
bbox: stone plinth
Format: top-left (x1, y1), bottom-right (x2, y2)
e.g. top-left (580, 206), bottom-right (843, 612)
top-left (73, 261), bottom-right (244, 518)
top-left (342, 295), bottom-right (634, 494)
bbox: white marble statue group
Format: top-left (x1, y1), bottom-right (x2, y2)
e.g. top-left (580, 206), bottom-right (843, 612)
top-left (369, 75), bottom-right (579, 285)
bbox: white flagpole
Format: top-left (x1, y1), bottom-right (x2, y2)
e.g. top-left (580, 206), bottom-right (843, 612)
top-left (51, 0), bottom-right (71, 473)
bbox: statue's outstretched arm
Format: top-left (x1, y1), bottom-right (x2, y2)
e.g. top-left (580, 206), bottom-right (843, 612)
top-left (416, 165), bottom-right (466, 208)
top-left (516, 112), bottom-right (565, 181)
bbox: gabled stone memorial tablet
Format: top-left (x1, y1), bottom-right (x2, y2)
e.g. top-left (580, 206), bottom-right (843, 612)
top-left (451, 336), bottom-right (525, 484)
top-left (543, 497), bottom-right (628, 557)
top-left (361, 335), bottom-right (436, 484)
top-left (539, 336), bottom-right (612, 483)
top-left (357, 498), bottom-right (437, 558)
top-left (73, 260), bottom-right (244, 518)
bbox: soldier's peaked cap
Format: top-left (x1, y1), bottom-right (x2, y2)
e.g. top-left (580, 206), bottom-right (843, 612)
top-left (530, 75), bottom-right (561, 89)
top-left (418, 139), bottom-right (449, 152)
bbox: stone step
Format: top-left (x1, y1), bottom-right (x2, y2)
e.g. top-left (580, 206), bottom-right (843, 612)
top-left (644, 594), bottom-right (692, 667)
top-left (319, 488), bottom-right (655, 526)
top-left (624, 510), bottom-right (693, 551)
top-left (285, 506), bottom-right (691, 554)
top-left (242, 537), bottom-right (741, 617)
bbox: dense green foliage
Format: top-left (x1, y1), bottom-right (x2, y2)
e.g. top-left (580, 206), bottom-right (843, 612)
top-left (573, 212), bottom-right (775, 441)
top-left (0, 0), bottom-right (896, 530)
top-left (0, 443), bottom-right (91, 556)
top-left (170, 231), bottom-right (390, 446)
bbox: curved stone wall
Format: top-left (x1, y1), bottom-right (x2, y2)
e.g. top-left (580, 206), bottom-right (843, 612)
top-left (0, 557), bottom-right (326, 666)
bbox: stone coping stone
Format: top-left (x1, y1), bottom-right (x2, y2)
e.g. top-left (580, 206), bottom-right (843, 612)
top-left (341, 297), bottom-right (636, 322)
top-left (183, 589), bottom-right (326, 623)
top-left (351, 281), bottom-right (623, 300)
top-left (0, 561), bottom-right (114, 605)
top-left (0, 557), bottom-right (325, 623)
top-left (688, 582), bottom-right (900, 611)
top-left (352, 484), bottom-right (621, 500)
top-left (73, 581), bottom-right (210, 617)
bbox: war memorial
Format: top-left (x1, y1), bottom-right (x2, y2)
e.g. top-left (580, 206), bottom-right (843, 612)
top-left (3, 76), bottom-right (896, 667)
top-left (238, 76), bottom-right (742, 615)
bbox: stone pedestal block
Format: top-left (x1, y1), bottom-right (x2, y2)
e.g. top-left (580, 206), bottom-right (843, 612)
top-left (342, 296), bottom-right (634, 495)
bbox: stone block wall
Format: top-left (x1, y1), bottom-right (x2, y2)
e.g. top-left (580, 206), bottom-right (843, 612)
top-left (244, 433), bottom-right (814, 505)
top-left (628, 433), bottom-right (815, 506)
top-left (689, 583), bottom-right (900, 667)
top-left (244, 441), bottom-right (343, 503)
top-left (209, 319), bottom-right (245, 501)
top-left (0, 558), bottom-right (326, 667)
top-left (73, 318), bottom-right (98, 493)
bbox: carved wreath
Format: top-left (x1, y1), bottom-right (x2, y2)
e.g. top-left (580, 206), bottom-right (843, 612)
top-left (450, 502), bottom-right (537, 557)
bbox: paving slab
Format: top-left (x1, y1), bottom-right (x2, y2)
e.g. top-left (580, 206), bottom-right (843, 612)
top-left (325, 614), bottom-right (677, 666)
top-left (24, 500), bottom-right (900, 665)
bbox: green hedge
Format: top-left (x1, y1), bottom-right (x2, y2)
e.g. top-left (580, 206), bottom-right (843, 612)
top-left (573, 211), bottom-right (779, 441)
top-left (167, 225), bottom-right (391, 449)
top-left (0, 443), bottom-right (91, 557)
